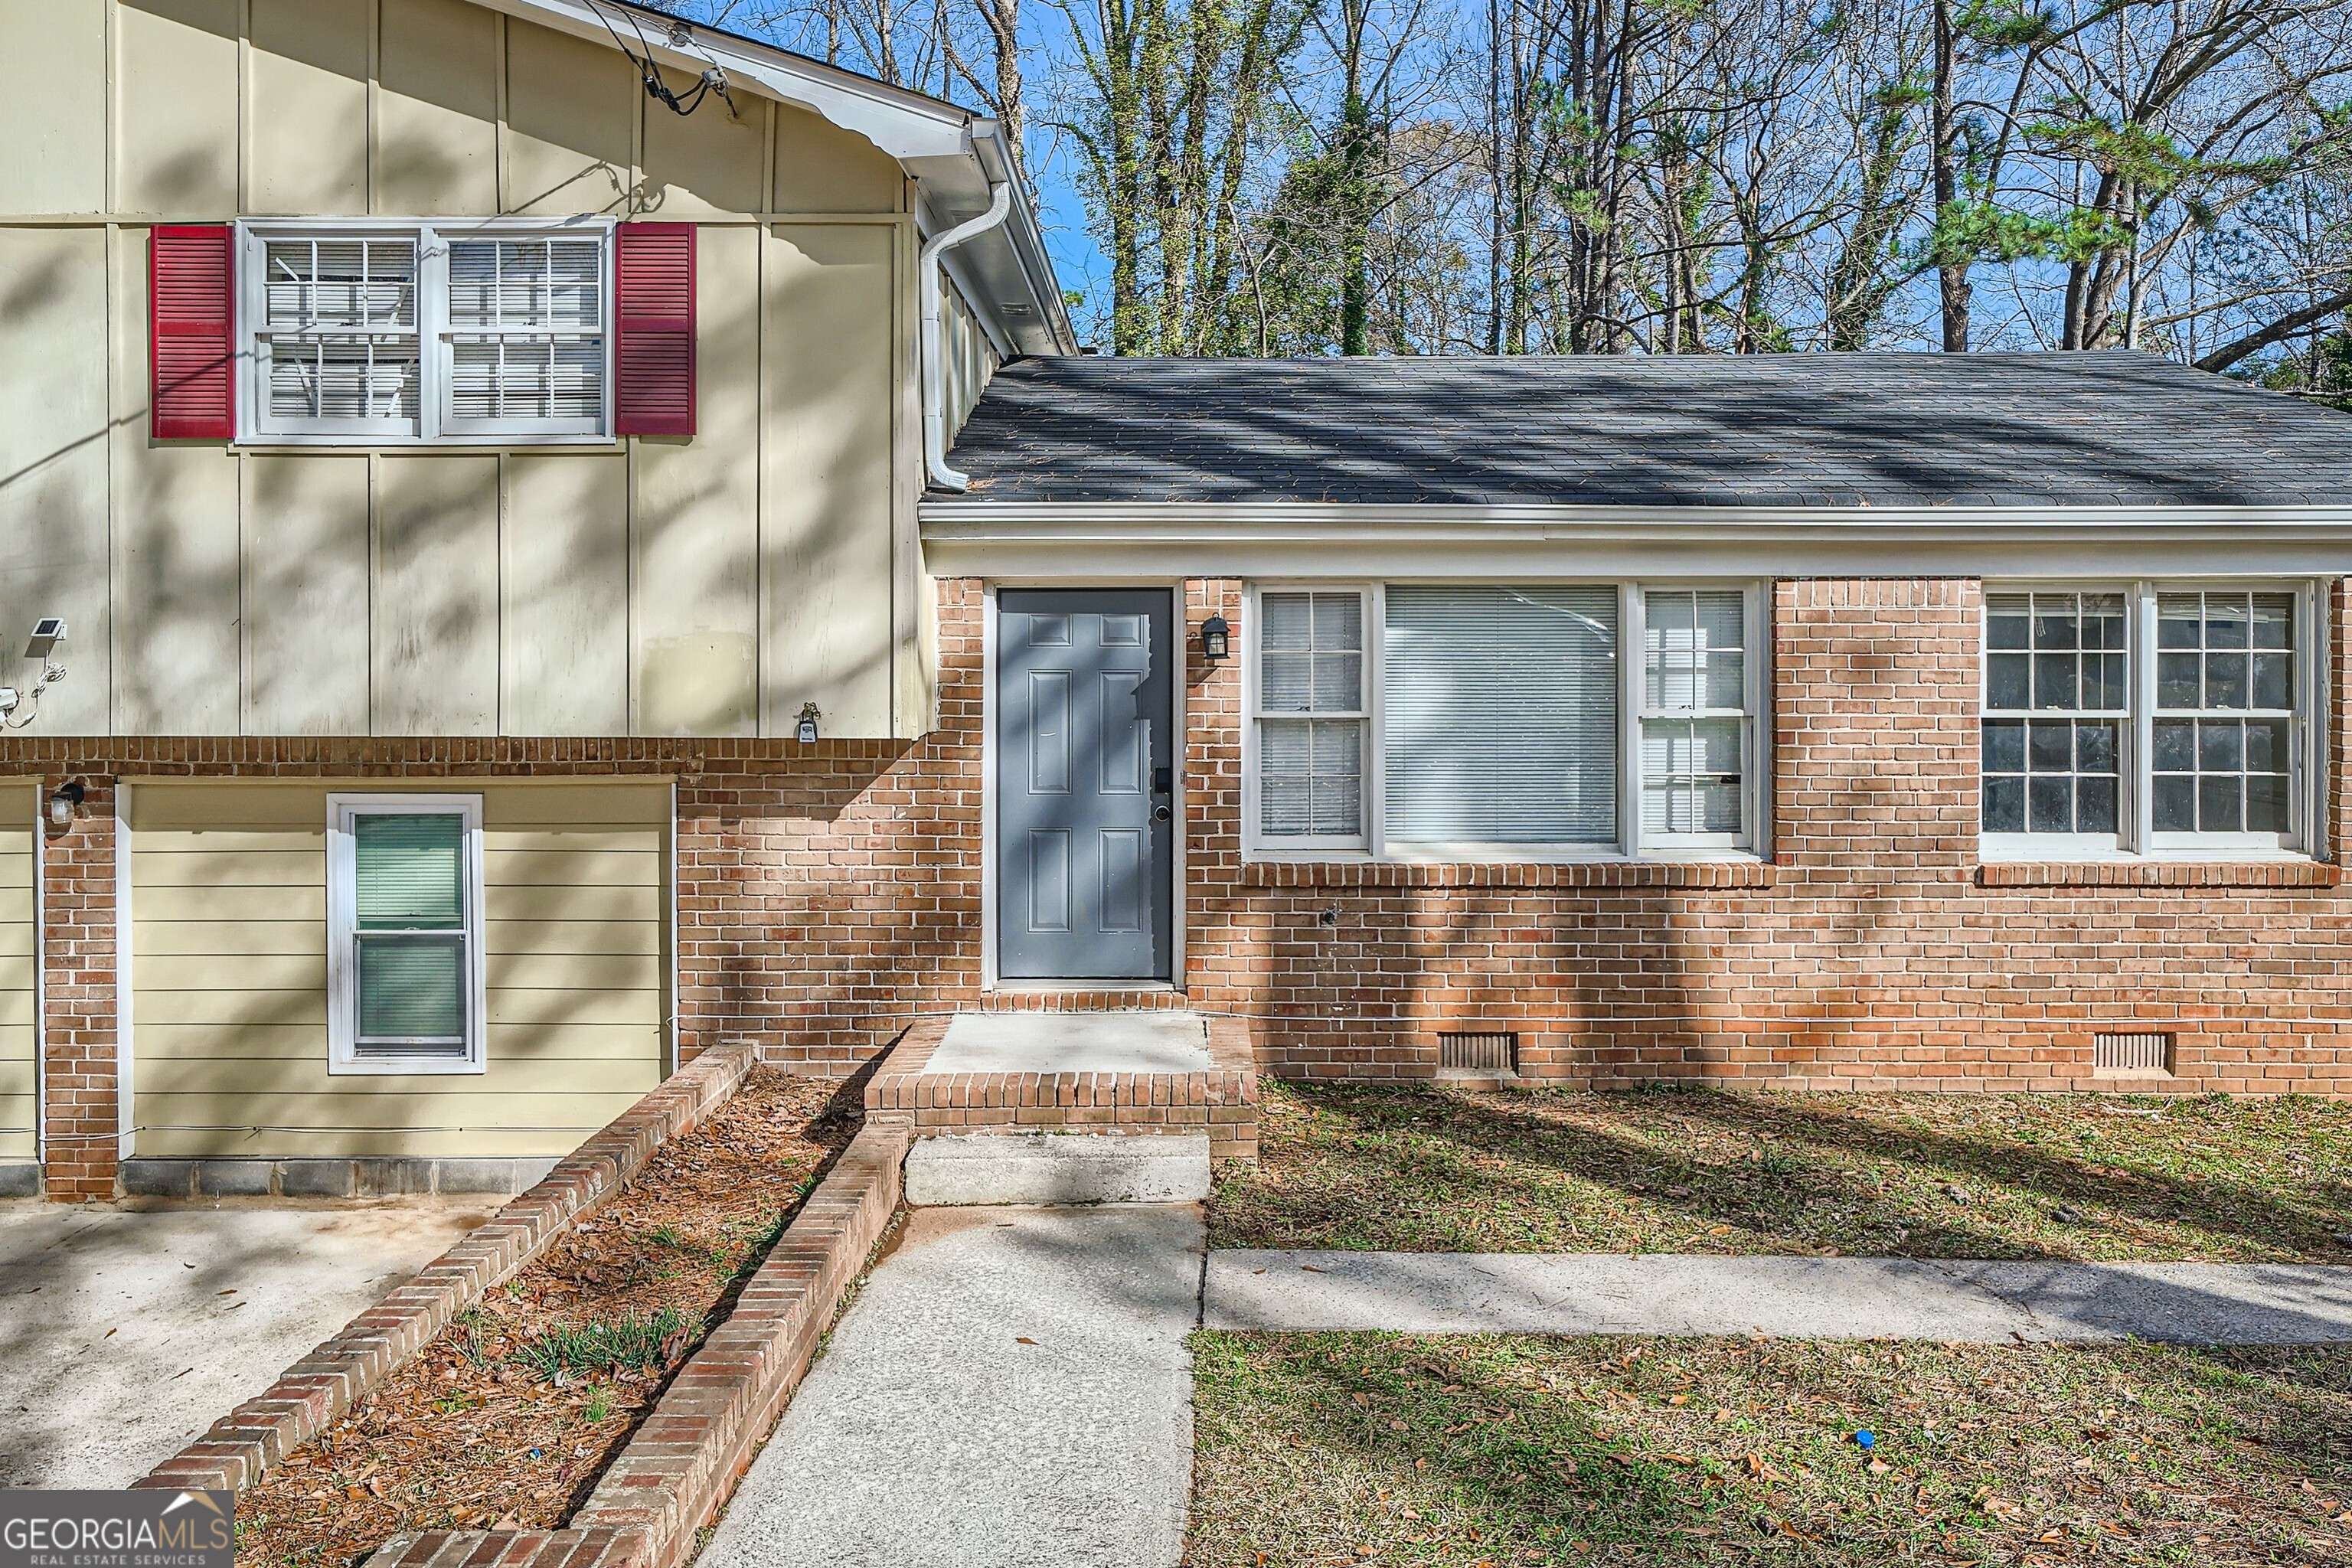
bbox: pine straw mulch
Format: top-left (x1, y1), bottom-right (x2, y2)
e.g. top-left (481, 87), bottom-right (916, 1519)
top-left (234, 1070), bottom-right (859, 1568)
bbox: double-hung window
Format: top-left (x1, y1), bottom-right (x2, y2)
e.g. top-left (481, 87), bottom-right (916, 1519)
top-left (327, 795), bottom-right (486, 1074)
top-left (1246, 583), bottom-right (1766, 861)
top-left (1981, 584), bottom-right (2319, 858)
top-left (240, 220), bottom-right (612, 444)
top-left (1255, 591), bottom-right (1370, 849)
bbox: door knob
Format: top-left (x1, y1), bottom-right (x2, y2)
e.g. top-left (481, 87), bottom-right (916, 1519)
top-left (1152, 804), bottom-right (1172, 822)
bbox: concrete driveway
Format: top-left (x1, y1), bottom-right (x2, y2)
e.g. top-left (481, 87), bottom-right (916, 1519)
top-left (0, 1199), bottom-right (495, 1487)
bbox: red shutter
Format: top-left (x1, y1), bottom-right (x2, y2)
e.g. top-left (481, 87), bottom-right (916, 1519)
top-left (150, 225), bottom-right (235, 440)
top-left (614, 223), bottom-right (696, 436)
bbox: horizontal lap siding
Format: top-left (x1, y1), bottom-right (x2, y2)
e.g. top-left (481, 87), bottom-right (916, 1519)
top-left (0, 788), bottom-right (32, 1157)
top-left (129, 780), bottom-right (668, 1158)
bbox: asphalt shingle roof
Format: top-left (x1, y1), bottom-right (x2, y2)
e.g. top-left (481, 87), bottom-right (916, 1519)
top-left (942, 351), bottom-right (2352, 508)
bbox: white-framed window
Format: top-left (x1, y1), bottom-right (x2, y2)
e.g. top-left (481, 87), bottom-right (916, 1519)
top-left (326, 794), bottom-right (486, 1075)
top-left (1981, 582), bottom-right (2323, 860)
top-left (239, 219), bottom-right (613, 446)
top-left (1253, 590), bottom-right (1370, 851)
top-left (1243, 581), bottom-right (1768, 862)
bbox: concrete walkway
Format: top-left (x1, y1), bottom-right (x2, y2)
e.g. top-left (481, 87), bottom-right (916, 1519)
top-left (701, 1205), bottom-right (1204, 1568)
top-left (1206, 1250), bottom-right (2352, 1344)
top-left (0, 1198), bottom-right (495, 1486)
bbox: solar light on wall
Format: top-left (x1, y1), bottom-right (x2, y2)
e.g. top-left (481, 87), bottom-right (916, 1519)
top-left (795, 702), bottom-right (822, 744)
top-left (1200, 616), bottom-right (1232, 662)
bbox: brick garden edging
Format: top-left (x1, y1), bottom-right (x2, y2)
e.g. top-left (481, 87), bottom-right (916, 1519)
top-left (362, 1119), bottom-right (909, 1568)
top-left (866, 1013), bottom-right (1262, 1162)
top-left (132, 1041), bottom-right (760, 1495)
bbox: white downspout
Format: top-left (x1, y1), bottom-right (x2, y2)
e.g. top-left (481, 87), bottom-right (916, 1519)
top-left (920, 178), bottom-right (1013, 493)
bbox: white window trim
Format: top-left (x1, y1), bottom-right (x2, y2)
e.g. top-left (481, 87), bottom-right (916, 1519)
top-left (236, 216), bottom-right (616, 449)
top-left (326, 792), bottom-right (487, 1076)
top-left (1242, 579), bottom-right (1769, 864)
top-left (1979, 578), bottom-right (2327, 862)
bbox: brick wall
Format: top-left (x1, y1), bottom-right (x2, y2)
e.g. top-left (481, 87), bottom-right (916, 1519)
top-left (41, 775), bottom-right (117, 1200)
top-left (1185, 576), bottom-right (2352, 1093)
top-left (8, 573), bottom-right (2350, 1196)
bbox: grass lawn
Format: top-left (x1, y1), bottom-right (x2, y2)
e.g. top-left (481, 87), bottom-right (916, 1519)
top-left (1210, 1082), bottom-right (2352, 1262)
top-left (1188, 1332), bottom-right (2352, 1566)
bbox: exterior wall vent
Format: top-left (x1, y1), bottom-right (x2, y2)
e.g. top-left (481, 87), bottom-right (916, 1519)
top-left (2092, 1031), bottom-right (2175, 1076)
top-left (1437, 1031), bottom-right (1518, 1077)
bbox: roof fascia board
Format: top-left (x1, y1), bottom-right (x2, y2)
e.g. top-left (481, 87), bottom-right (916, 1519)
top-left (474, 0), bottom-right (974, 158)
top-left (920, 501), bottom-right (2352, 541)
top-left (922, 532), bottom-right (2352, 583)
top-left (467, 0), bottom-right (1072, 349)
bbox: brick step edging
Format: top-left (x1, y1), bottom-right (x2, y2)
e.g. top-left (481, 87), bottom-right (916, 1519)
top-left (132, 1041), bottom-right (760, 1495)
top-left (362, 1119), bottom-right (910, 1568)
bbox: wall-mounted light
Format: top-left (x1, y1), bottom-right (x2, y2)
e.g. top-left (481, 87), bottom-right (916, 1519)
top-left (47, 779), bottom-right (84, 831)
top-left (1200, 615), bottom-right (1232, 662)
top-left (795, 702), bottom-right (822, 744)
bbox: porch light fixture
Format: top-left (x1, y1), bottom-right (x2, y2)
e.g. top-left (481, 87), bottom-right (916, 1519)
top-left (1200, 615), bottom-right (1232, 662)
top-left (795, 702), bottom-right (822, 744)
top-left (47, 779), bottom-right (84, 831)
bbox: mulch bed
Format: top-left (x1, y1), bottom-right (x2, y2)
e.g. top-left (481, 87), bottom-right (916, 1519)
top-left (234, 1071), bottom-right (858, 1568)
top-left (1214, 1080), bottom-right (2352, 1261)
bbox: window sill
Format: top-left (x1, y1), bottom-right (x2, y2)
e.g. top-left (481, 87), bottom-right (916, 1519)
top-left (1238, 858), bottom-right (1777, 890)
top-left (1973, 860), bottom-right (2342, 889)
top-left (234, 438), bottom-right (626, 454)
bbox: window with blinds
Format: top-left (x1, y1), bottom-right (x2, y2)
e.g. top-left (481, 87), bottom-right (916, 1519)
top-left (256, 237), bottom-right (420, 435)
top-left (240, 222), bottom-right (612, 443)
top-left (1642, 589), bottom-right (1749, 842)
top-left (1383, 585), bottom-right (1619, 847)
top-left (328, 796), bottom-right (485, 1073)
top-left (445, 237), bottom-right (607, 434)
top-left (1255, 591), bottom-right (1368, 843)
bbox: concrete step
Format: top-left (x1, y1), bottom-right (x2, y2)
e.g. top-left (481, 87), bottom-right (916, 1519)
top-left (902, 1132), bottom-right (1210, 1207)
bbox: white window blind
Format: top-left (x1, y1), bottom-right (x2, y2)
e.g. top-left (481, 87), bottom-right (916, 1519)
top-left (258, 237), bottom-right (420, 433)
top-left (328, 795), bottom-right (486, 1074)
top-left (1641, 589), bottom-right (1748, 839)
top-left (444, 237), bottom-right (606, 433)
top-left (1256, 591), bottom-right (1367, 841)
top-left (240, 220), bottom-right (611, 444)
top-left (1382, 585), bottom-right (1619, 845)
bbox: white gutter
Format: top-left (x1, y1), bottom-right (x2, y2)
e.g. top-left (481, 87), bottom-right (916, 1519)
top-left (920, 180), bottom-right (1014, 493)
top-left (919, 501), bottom-right (2352, 539)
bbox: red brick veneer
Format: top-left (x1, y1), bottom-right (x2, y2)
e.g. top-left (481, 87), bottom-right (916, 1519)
top-left (40, 775), bottom-right (117, 1201)
top-left (1183, 577), bottom-right (2352, 1093)
top-left (363, 1119), bottom-right (906, 1568)
top-left (14, 572), bottom-right (2352, 1165)
top-left (864, 1014), bottom-right (1261, 1161)
top-left (132, 1043), bottom-right (758, 1494)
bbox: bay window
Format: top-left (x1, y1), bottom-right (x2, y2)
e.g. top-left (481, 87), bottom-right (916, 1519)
top-left (240, 219), bottom-right (612, 444)
top-left (1981, 583), bottom-right (2320, 858)
top-left (1245, 583), bottom-right (1766, 861)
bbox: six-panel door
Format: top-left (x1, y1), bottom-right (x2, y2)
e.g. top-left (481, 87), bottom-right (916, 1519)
top-left (995, 590), bottom-right (1175, 980)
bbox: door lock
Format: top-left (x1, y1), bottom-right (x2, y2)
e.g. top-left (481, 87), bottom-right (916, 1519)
top-left (1152, 804), bottom-right (1172, 822)
top-left (1152, 766), bottom-right (1172, 795)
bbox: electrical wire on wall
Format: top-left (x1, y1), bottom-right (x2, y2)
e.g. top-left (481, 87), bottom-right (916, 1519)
top-left (584, 0), bottom-right (740, 118)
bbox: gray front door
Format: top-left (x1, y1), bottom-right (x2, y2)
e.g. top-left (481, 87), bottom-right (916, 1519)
top-left (996, 590), bottom-right (1175, 981)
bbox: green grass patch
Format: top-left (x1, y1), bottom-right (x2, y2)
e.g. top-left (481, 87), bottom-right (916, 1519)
top-left (1188, 1331), bottom-right (2352, 1565)
top-left (1213, 1081), bottom-right (2352, 1261)
top-left (511, 1305), bottom-right (701, 1382)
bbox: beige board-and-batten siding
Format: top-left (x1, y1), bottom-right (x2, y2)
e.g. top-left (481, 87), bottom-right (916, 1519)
top-left (0, 0), bottom-right (929, 743)
top-left (126, 779), bottom-right (668, 1159)
top-left (0, 785), bottom-right (31, 1158)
